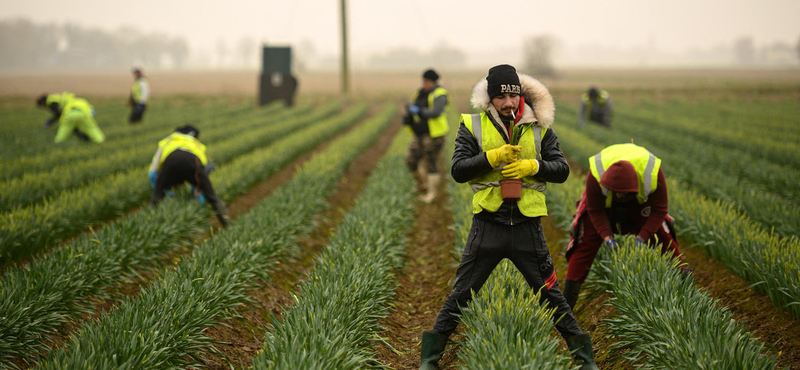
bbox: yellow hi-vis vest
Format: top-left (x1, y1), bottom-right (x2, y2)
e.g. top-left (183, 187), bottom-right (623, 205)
top-left (411, 87), bottom-right (450, 138)
top-left (46, 92), bottom-right (76, 107)
top-left (588, 143), bottom-right (661, 208)
top-left (581, 89), bottom-right (609, 106)
top-left (462, 112), bottom-right (548, 217)
top-left (157, 133), bottom-right (208, 169)
top-left (131, 77), bottom-right (148, 103)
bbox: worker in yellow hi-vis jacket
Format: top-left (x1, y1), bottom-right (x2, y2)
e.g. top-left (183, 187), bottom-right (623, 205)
top-left (37, 92), bottom-right (105, 143)
top-left (129, 67), bottom-right (150, 124)
top-left (149, 125), bottom-right (229, 227)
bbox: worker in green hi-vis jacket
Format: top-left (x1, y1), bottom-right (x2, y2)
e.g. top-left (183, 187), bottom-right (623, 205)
top-left (37, 92), bottom-right (105, 143)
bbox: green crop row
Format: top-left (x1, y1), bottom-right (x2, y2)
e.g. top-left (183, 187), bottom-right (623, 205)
top-left (560, 104), bottom-right (799, 237)
top-left (554, 123), bottom-right (800, 318)
top-left (614, 100), bottom-right (800, 169)
top-left (0, 102), bottom-right (319, 212)
top-left (0, 97), bottom-right (253, 161)
top-left (251, 130), bottom-right (414, 370)
top-left (32, 105), bottom-right (397, 370)
top-left (0, 101), bottom-right (281, 182)
top-left (441, 112), bottom-right (572, 370)
top-left (594, 239), bottom-right (778, 370)
top-left (0, 102), bottom-right (356, 266)
top-left (0, 198), bottom-right (208, 369)
top-left (564, 103), bottom-right (800, 203)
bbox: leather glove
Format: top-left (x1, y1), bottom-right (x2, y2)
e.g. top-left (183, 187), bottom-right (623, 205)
top-left (634, 237), bottom-right (646, 248)
top-left (501, 159), bottom-right (539, 179)
top-left (407, 104), bottom-right (420, 115)
top-left (148, 170), bottom-right (158, 189)
top-left (604, 238), bottom-right (618, 252)
top-left (485, 145), bottom-right (521, 167)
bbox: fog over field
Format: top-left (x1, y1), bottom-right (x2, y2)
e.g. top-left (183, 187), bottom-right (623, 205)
top-left (1, 0), bottom-right (799, 71)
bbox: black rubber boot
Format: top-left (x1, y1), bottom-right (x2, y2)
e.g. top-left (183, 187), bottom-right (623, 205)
top-left (566, 332), bottom-right (599, 370)
top-left (563, 279), bottom-right (583, 311)
top-left (419, 330), bottom-right (448, 370)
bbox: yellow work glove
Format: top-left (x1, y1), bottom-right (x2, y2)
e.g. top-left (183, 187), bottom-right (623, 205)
top-left (485, 145), bottom-right (521, 168)
top-left (502, 159), bottom-right (539, 179)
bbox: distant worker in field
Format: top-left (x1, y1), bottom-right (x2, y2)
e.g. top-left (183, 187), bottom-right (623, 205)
top-left (419, 64), bottom-right (598, 370)
top-left (404, 68), bottom-right (450, 204)
top-left (563, 143), bottom-right (684, 310)
top-left (579, 86), bottom-right (613, 127)
top-left (37, 92), bottom-right (106, 143)
top-left (148, 125), bottom-right (230, 227)
top-left (129, 67), bottom-right (150, 124)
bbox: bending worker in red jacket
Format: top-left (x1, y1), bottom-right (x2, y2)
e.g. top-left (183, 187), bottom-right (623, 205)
top-left (564, 143), bottom-right (684, 310)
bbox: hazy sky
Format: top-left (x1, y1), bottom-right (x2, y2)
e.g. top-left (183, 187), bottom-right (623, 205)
top-left (3, 0), bottom-right (799, 57)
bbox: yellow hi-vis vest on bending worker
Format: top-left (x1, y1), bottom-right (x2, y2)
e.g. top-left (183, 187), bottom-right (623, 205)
top-left (155, 132), bottom-right (208, 170)
top-left (131, 77), bottom-right (149, 103)
top-left (46, 92), bottom-right (76, 107)
top-left (54, 98), bottom-right (105, 143)
top-left (462, 112), bottom-right (548, 217)
top-left (588, 143), bottom-right (661, 208)
top-left (411, 87), bottom-right (451, 138)
top-left (581, 89), bottom-right (609, 106)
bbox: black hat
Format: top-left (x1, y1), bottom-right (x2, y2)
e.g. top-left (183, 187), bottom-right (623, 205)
top-left (422, 69), bottom-right (439, 82)
top-left (486, 64), bottom-right (521, 99)
top-left (36, 94), bottom-right (48, 107)
top-left (176, 125), bottom-right (199, 138)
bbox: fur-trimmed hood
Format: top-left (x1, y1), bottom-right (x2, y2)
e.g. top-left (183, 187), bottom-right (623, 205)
top-left (470, 73), bottom-right (555, 129)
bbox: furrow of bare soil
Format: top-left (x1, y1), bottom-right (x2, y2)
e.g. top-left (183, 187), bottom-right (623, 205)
top-left (373, 177), bottom-right (458, 370)
top-left (197, 112), bottom-right (403, 370)
top-left (12, 103), bottom-right (370, 369)
top-left (679, 245), bottom-right (800, 368)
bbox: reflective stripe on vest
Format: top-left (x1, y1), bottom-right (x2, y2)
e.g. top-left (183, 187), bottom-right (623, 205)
top-left (462, 112), bottom-right (548, 217)
top-left (158, 133), bottom-right (208, 167)
top-left (589, 143), bottom-right (660, 207)
top-left (411, 87), bottom-right (450, 138)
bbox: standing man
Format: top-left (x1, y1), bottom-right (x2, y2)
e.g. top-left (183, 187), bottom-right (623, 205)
top-left (419, 65), bottom-right (597, 370)
top-left (579, 86), bottom-right (613, 127)
top-left (564, 143), bottom-right (684, 310)
top-left (149, 125), bottom-right (230, 227)
top-left (129, 67), bottom-right (150, 124)
top-left (37, 92), bottom-right (105, 143)
top-left (405, 68), bottom-right (450, 204)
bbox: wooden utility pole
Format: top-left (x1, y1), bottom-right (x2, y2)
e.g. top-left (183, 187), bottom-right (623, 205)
top-left (340, 0), bottom-right (350, 94)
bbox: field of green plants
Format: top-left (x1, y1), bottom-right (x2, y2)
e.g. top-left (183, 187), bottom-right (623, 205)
top-left (0, 75), bottom-right (798, 370)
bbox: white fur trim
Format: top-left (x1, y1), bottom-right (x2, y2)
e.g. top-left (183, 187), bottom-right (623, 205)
top-left (470, 72), bottom-right (555, 128)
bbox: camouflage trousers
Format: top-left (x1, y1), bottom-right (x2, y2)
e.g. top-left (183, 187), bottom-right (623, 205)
top-left (406, 134), bottom-right (445, 174)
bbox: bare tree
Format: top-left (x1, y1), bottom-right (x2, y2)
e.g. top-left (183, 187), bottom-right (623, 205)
top-left (523, 35), bottom-right (558, 77)
top-left (733, 36), bottom-right (755, 65)
top-left (215, 39), bottom-right (227, 68)
top-left (236, 37), bottom-right (255, 68)
top-left (796, 35), bottom-right (800, 63)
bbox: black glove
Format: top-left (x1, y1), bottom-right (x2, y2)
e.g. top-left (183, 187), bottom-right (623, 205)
top-left (134, 103), bottom-right (145, 113)
top-left (44, 119), bottom-right (54, 128)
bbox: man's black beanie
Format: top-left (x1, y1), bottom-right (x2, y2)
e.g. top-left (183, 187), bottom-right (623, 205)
top-left (422, 69), bottom-right (439, 82)
top-left (487, 64), bottom-right (521, 99)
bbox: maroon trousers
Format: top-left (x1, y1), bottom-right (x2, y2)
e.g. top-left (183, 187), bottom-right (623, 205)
top-left (565, 207), bottom-right (682, 283)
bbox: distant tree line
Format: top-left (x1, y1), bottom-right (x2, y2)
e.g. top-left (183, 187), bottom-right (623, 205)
top-left (367, 42), bottom-right (466, 69)
top-left (0, 18), bottom-right (190, 70)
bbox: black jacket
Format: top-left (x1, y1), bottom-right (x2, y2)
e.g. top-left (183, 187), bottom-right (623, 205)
top-left (451, 114), bottom-right (570, 225)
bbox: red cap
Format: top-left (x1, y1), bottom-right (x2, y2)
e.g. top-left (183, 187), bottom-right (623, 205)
top-left (600, 161), bottom-right (638, 193)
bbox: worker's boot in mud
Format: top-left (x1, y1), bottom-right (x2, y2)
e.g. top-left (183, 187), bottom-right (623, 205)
top-left (413, 170), bottom-right (427, 193)
top-left (419, 173), bottom-right (441, 204)
top-left (566, 332), bottom-right (599, 370)
top-left (563, 279), bottom-right (583, 311)
top-left (419, 330), bottom-right (448, 370)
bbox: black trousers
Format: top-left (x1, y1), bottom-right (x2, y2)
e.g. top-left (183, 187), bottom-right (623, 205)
top-left (129, 103), bottom-right (146, 124)
top-left (432, 217), bottom-right (584, 338)
top-left (150, 150), bottom-right (227, 224)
